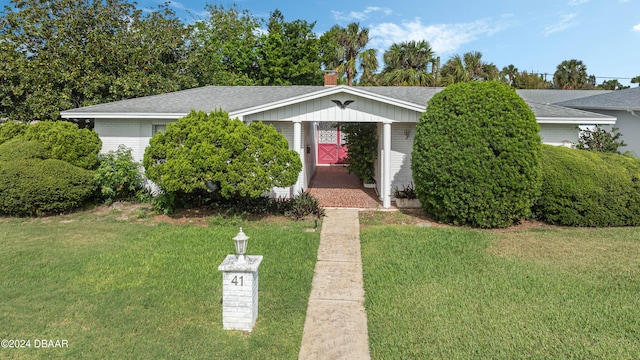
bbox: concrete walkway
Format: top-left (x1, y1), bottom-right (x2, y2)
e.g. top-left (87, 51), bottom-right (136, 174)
top-left (298, 209), bottom-right (371, 360)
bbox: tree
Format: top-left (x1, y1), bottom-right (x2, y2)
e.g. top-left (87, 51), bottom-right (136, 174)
top-left (143, 111), bottom-right (302, 199)
top-left (553, 59), bottom-right (591, 89)
top-left (320, 22), bottom-right (376, 86)
top-left (500, 64), bottom-right (519, 87)
top-left (0, 0), bottom-right (195, 122)
top-left (411, 81), bottom-right (542, 228)
top-left (380, 40), bottom-right (435, 86)
top-left (575, 126), bottom-right (626, 153)
top-left (257, 10), bottom-right (323, 85)
top-left (440, 51), bottom-right (497, 85)
top-left (189, 4), bottom-right (261, 86)
top-left (514, 71), bottom-right (552, 89)
top-left (596, 79), bottom-right (630, 90)
top-left (630, 75), bottom-right (640, 87)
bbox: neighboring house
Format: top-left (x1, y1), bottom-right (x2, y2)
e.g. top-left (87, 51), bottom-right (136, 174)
top-left (554, 87), bottom-right (640, 156)
top-left (60, 78), bottom-right (619, 208)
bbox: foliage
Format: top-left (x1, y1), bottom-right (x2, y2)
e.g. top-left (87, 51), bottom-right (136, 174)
top-left (320, 22), bottom-right (377, 86)
top-left (575, 126), bottom-right (626, 153)
top-left (0, 121), bottom-right (27, 144)
top-left (380, 40), bottom-right (435, 86)
top-left (95, 145), bottom-right (146, 204)
top-left (22, 121), bottom-right (102, 169)
top-left (553, 59), bottom-right (592, 89)
top-left (283, 191), bottom-right (326, 220)
top-left (514, 71), bottom-right (552, 89)
top-left (533, 144), bottom-right (640, 227)
top-left (143, 110), bottom-right (302, 200)
top-left (411, 81), bottom-right (542, 228)
top-left (341, 123), bottom-right (377, 183)
top-left (0, 159), bottom-right (96, 216)
top-left (392, 183), bottom-right (417, 199)
top-left (440, 51), bottom-right (499, 85)
top-left (257, 10), bottom-right (323, 86)
top-left (0, 138), bottom-right (48, 161)
top-left (0, 0), bottom-right (195, 122)
top-left (632, 75), bottom-right (640, 86)
top-left (597, 79), bottom-right (630, 90)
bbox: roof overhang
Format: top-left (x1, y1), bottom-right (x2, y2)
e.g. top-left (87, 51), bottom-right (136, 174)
top-left (60, 112), bottom-right (187, 119)
top-left (536, 117), bottom-right (616, 125)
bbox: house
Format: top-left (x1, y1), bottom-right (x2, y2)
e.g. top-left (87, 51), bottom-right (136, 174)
top-left (60, 78), bottom-right (619, 209)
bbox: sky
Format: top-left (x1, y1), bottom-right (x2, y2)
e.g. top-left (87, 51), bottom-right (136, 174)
top-left (2, 0), bottom-right (639, 86)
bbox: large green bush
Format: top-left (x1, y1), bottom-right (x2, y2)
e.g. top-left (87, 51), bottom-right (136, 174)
top-left (342, 122), bottom-right (377, 183)
top-left (0, 122), bottom-right (27, 144)
top-left (411, 81), bottom-right (542, 228)
top-left (144, 110), bottom-right (302, 200)
top-left (23, 121), bottom-right (102, 169)
top-left (0, 138), bottom-right (49, 161)
top-left (0, 159), bottom-right (97, 216)
top-left (533, 145), bottom-right (640, 226)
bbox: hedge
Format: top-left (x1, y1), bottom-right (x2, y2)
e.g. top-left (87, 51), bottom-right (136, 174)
top-left (533, 144), bottom-right (640, 227)
top-left (411, 81), bottom-right (542, 228)
top-left (0, 159), bottom-right (97, 216)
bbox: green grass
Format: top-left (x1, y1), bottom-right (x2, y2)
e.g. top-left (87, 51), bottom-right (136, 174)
top-left (0, 214), bottom-right (319, 359)
top-left (361, 223), bottom-right (640, 359)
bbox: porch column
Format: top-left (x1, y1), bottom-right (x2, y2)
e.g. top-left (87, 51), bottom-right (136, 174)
top-left (383, 121), bottom-right (392, 208)
top-left (292, 120), bottom-right (303, 196)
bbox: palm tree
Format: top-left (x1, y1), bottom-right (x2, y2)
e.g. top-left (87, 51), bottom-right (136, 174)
top-left (631, 75), bottom-right (640, 87)
top-left (440, 51), bottom-right (495, 85)
top-left (321, 22), bottom-right (375, 86)
top-left (380, 40), bottom-right (435, 86)
top-left (553, 59), bottom-right (589, 89)
top-left (500, 64), bottom-right (519, 87)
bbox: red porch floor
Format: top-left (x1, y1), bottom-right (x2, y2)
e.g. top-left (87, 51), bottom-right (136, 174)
top-left (307, 166), bottom-right (382, 209)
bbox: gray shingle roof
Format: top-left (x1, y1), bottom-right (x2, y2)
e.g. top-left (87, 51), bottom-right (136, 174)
top-left (555, 86), bottom-right (640, 110)
top-left (59, 85), bottom-right (614, 122)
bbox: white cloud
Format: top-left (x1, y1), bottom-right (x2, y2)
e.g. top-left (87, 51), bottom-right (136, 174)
top-left (633, 23), bottom-right (640, 31)
top-left (568, 0), bottom-right (589, 5)
top-left (368, 17), bottom-right (511, 56)
top-left (332, 6), bottom-right (393, 22)
top-left (543, 13), bottom-right (578, 36)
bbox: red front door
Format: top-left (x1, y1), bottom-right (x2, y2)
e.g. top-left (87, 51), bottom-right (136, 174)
top-left (318, 123), bottom-right (348, 165)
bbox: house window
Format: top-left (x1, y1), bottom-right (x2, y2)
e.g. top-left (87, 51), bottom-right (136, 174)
top-left (152, 124), bottom-right (166, 135)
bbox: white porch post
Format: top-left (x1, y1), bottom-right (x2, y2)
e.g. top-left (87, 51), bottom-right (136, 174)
top-left (383, 121), bottom-right (392, 208)
top-left (292, 120), bottom-right (303, 196)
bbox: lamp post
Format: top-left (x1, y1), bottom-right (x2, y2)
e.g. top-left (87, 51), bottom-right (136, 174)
top-left (233, 227), bottom-right (249, 263)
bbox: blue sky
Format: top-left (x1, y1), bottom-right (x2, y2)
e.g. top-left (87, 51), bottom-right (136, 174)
top-left (3, 0), bottom-right (639, 86)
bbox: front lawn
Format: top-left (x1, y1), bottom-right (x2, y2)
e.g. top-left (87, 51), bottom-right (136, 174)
top-left (361, 218), bottom-right (640, 359)
top-left (1, 210), bottom-right (319, 359)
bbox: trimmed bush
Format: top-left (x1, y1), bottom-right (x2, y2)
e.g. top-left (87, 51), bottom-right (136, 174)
top-left (0, 121), bottom-right (27, 145)
top-left (411, 81), bottom-right (542, 228)
top-left (0, 159), bottom-right (97, 216)
top-left (533, 145), bottom-right (640, 227)
top-left (23, 121), bottom-right (102, 169)
top-left (0, 138), bottom-right (49, 161)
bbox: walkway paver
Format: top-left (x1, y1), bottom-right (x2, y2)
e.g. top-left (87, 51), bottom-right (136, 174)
top-left (298, 209), bottom-right (370, 360)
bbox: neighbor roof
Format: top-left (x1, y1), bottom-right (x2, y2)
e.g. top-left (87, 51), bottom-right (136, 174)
top-left (555, 86), bottom-right (640, 110)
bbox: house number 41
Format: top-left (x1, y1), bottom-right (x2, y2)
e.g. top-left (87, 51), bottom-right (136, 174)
top-left (231, 275), bottom-right (244, 286)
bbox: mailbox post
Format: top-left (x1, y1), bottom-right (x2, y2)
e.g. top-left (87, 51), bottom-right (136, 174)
top-left (218, 228), bottom-right (263, 332)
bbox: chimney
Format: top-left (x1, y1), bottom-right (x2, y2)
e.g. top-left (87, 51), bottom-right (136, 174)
top-left (324, 70), bottom-right (337, 86)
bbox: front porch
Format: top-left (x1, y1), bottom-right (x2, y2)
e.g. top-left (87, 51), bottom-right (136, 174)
top-left (307, 167), bottom-right (382, 209)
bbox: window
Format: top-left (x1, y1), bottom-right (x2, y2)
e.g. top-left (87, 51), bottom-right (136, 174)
top-left (152, 124), bottom-right (166, 135)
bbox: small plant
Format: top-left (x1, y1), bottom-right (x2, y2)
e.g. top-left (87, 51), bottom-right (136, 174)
top-left (284, 191), bottom-right (325, 220)
top-left (95, 145), bottom-right (146, 204)
top-left (392, 183), bottom-right (417, 199)
top-left (575, 126), bottom-right (626, 153)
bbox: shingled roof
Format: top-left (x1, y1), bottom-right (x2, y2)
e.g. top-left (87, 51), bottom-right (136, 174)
top-left (555, 86), bottom-right (640, 110)
top-left (59, 85), bottom-right (615, 123)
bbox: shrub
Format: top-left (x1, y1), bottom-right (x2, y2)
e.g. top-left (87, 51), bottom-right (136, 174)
top-left (0, 138), bottom-right (49, 161)
top-left (533, 144), bottom-right (640, 227)
top-left (342, 123), bottom-right (378, 183)
top-left (95, 145), bottom-right (145, 204)
top-left (392, 183), bottom-right (417, 199)
top-left (411, 81), bottom-right (542, 228)
top-left (143, 110), bottom-right (302, 200)
top-left (284, 191), bottom-right (325, 220)
top-left (23, 121), bottom-right (102, 169)
top-left (0, 159), bottom-right (97, 216)
top-left (0, 121), bottom-right (27, 145)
